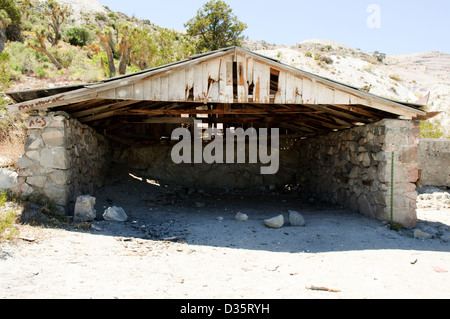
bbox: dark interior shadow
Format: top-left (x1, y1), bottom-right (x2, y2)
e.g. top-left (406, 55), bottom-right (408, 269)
top-left (85, 170), bottom-right (450, 254)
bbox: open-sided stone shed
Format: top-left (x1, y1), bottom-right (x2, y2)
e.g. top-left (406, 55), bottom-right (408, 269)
top-left (6, 47), bottom-right (435, 228)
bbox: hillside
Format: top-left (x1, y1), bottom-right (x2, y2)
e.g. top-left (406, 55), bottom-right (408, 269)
top-left (2, 0), bottom-right (449, 139)
top-left (37, 0), bottom-right (106, 16)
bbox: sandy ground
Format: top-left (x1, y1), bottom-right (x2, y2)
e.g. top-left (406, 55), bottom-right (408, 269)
top-left (0, 174), bottom-right (449, 299)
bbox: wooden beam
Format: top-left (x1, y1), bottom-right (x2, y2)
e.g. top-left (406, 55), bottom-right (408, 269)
top-left (333, 104), bottom-right (393, 118)
top-left (7, 89), bottom-right (97, 113)
top-left (71, 100), bottom-right (140, 118)
top-left (125, 117), bottom-right (195, 124)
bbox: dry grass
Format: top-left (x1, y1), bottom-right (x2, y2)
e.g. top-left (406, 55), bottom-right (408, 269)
top-left (0, 114), bottom-right (27, 167)
top-left (0, 133), bottom-right (26, 167)
top-left (0, 191), bottom-right (22, 241)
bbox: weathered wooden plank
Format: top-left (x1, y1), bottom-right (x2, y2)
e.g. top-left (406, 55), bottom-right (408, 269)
top-left (193, 64), bottom-right (204, 102)
top-left (219, 56), bottom-right (233, 103)
top-left (134, 81), bottom-right (145, 100)
top-left (185, 67), bottom-right (194, 101)
top-left (226, 61), bottom-right (233, 86)
top-left (302, 78), bottom-right (314, 104)
top-left (333, 89), bottom-right (351, 104)
top-left (98, 88), bottom-right (116, 99)
top-left (168, 69), bottom-right (185, 101)
top-left (253, 61), bottom-right (270, 103)
top-left (294, 76), bottom-right (303, 104)
top-left (317, 85), bottom-right (335, 104)
top-left (285, 74), bottom-right (303, 104)
top-left (128, 117), bottom-right (196, 124)
top-left (124, 106), bottom-right (329, 116)
top-left (73, 100), bottom-right (141, 118)
top-left (206, 59), bottom-right (221, 102)
top-left (78, 100), bottom-right (141, 122)
top-left (151, 76), bottom-right (160, 101)
top-left (236, 54), bottom-right (248, 103)
top-left (246, 56), bottom-right (254, 102)
top-left (115, 84), bottom-right (134, 100)
top-left (285, 73), bottom-right (295, 104)
top-left (160, 74), bottom-right (169, 101)
top-left (143, 77), bottom-right (152, 100)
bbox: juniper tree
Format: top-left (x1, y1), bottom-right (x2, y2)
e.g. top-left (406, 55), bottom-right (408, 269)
top-left (184, 0), bottom-right (247, 52)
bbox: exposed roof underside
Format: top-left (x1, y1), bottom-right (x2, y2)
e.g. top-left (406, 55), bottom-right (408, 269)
top-left (6, 47), bottom-right (432, 144)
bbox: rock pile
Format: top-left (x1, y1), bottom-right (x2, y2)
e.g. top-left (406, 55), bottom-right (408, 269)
top-left (264, 211), bottom-right (306, 229)
top-left (417, 186), bottom-right (450, 209)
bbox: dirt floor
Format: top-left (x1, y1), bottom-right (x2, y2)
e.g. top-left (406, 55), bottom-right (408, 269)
top-left (0, 173), bottom-right (449, 299)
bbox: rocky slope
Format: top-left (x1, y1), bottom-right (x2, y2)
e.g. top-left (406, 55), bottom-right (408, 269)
top-left (37, 0), bottom-right (106, 19)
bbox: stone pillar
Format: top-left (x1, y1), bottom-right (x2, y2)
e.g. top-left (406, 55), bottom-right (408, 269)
top-left (382, 119), bottom-right (420, 228)
top-left (15, 111), bottom-right (109, 212)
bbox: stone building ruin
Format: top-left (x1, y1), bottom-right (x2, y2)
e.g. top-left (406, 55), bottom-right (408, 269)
top-left (5, 47), bottom-right (436, 228)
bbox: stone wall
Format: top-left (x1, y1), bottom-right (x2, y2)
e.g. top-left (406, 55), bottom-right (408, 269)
top-left (111, 139), bottom-right (300, 191)
top-left (15, 112), bottom-right (109, 211)
top-left (296, 119), bottom-right (420, 228)
top-left (418, 139), bottom-right (450, 187)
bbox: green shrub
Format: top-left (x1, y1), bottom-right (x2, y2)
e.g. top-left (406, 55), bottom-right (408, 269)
top-left (52, 46), bottom-right (75, 68)
top-left (65, 27), bottom-right (92, 47)
top-left (5, 42), bottom-right (50, 75)
top-left (35, 67), bottom-right (47, 78)
top-left (107, 12), bottom-right (118, 20)
top-left (420, 120), bottom-right (444, 139)
top-left (373, 51), bottom-right (386, 63)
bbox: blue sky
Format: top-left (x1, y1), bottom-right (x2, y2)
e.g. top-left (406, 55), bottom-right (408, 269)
top-left (99, 0), bottom-right (450, 55)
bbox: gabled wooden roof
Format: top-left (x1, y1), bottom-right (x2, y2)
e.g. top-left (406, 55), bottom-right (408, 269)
top-left (6, 46), bottom-right (430, 141)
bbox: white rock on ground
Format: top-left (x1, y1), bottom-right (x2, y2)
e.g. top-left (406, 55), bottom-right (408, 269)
top-left (0, 168), bottom-right (18, 191)
top-left (103, 206), bottom-right (128, 222)
top-left (264, 215), bottom-right (284, 229)
top-left (235, 212), bottom-right (249, 221)
top-left (73, 195), bottom-right (97, 222)
top-left (414, 229), bottom-right (433, 240)
top-left (289, 210), bottom-right (306, 226)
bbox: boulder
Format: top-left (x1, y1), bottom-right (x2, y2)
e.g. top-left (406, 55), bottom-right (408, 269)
top-left (0, 168), bottom-right (18, 191)
top-left (289, 210), bottom-right (305, 226)
top-left (74, 195), bottom-right (97, 222)
top-left (264, 215), bottom-right (284, 229)
top-left (103, 206), bottom-right (128, 222)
